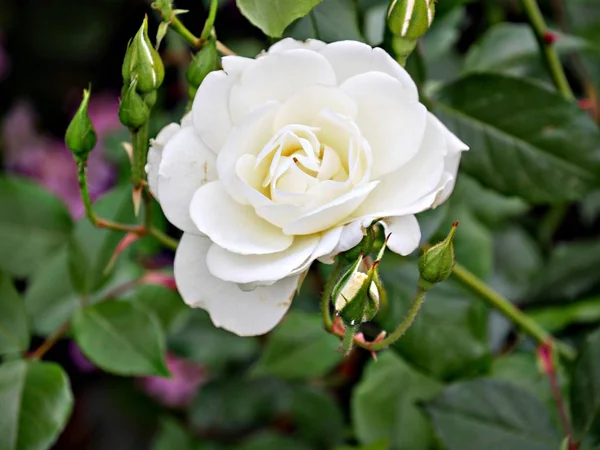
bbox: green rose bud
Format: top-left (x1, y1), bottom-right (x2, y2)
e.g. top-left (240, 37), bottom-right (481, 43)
top-left (65, 87), bottom-right (97, 162)
top-left (333, 255), bottom-right (380, 326)
top-left (119, 77), bottom-right (151, 130)
top-left (418, 221), bottom-right (458, 291)
top-left (186, 39), bottom-right (219, 93)
top-left (122, 15), bottom-right (165, 94)
top-left (387, 0), bottom-right (435, 39)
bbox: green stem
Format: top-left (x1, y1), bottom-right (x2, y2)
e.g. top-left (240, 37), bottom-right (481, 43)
top-left (369, 287), bottom-right (427, 351)
top-left (340, 324), bottom-right (359, 355)
top-left (200, 0), bottom-right (219, 41)
top-left (149, 227), bottom-right (178, 251)
top-left (321, 261), bottom-right (344, 331)
top-left (131, 123), bottom-right (149, 189)
top-left (452, 263), bottom-right (577, 361)
top-left (170, 16), bottom-right (200, 48)
top-left (521, 0), bottom-right (574, 99)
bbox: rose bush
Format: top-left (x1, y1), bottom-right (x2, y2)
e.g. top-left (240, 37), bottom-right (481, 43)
top-left (147, 38), bottom-right (468, 336)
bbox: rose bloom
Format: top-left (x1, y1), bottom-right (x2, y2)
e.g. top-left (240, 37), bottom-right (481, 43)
top-left (147, 39), bottom-right (468, 336)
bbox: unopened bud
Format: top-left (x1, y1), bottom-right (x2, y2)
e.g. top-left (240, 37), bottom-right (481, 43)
top-left (122, 16), bottom-right (165, 94)
top-left (418, 221), bottom-right (458, 290)
top-left (119, 77), bottom-right (150, 129)
top-left (333, 256), bottom-right (380, 325)
top-left (186, 39), bottom-right (219, 92)
top-left (65, 87), bottom-right (97, 162)
top-left (387, 0), bottom-right (436, 39)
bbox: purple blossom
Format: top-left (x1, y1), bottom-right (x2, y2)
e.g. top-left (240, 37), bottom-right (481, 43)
top-left (139, 353), bottom-right (206, 409)
top-left (2, 94), bottom-right (122, 217)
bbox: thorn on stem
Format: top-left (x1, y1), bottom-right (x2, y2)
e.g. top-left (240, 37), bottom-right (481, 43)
top-left (543, 31), bottom-right (557, 45)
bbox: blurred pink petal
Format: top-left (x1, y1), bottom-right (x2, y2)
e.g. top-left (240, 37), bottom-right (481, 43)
top-left (139, 353), bottom-right (206, 409)
top-left (68, 340), bottom-right (97, 373)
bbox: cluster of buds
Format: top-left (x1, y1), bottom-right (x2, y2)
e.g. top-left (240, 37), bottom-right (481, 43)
top-left (387, 0), bottom-right (436, 65)
top-left (119, 16), bottom-right (165, 130)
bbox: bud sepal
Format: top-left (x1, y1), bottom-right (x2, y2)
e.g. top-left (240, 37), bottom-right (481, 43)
top-left (418, 221), bottom-right (458, 291)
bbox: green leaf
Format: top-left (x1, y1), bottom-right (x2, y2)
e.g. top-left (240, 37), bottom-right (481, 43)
top-left (426, 379), bottom-right (561, 450)
top-left (151, 417), bottom-right (201, 450)
top-left (289, 385), bottom-right (345, 448)
top-left (434, 74), bottom-right (600, 203)
top-left (0, 360), bottom-right (73, 450)
top-left (490, 226), bottom-right (542, 301)
top-left (380, 259), bottom-right (490, 380)
top-left (69, 185), bottom-right (137, 295)
top-left (351, 352), bottom-right (442, 449)
top-left (72, 301), bottom-right (169, 376)
top-left (0, 176), bottom-right (73, 278)
top-left (335, 440), bottom-right (390, 450)
top-left (571, 327), bottom-right (600, 442)
top-left (236, 0), bottom-right (323, 37)
top-left (250, 311), bottom-right (342, 380)
top-left (0, 272), bottom-right (30, 355)
top-left (528, 296), bottom-right (600, 333)
top-left (286, 0), bottom-right (363, 42)
top-left (528, 238), bottom-right (600, 303)
top-left (130, 284), bottom-right (187, 333)
top-left (235, 432), bottom-right (312, 450)
top-left (168, 309), bottom-right (259, 372)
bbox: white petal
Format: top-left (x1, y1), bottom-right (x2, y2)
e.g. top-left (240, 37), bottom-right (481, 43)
top-left (290, 226), bottom-right (344, 274)
top-left (174, 233), bottom-right (298, 336)
top-left (382, 215), bottom-right (421, 256)
top-left (192, 71), bottom-right (235, 154)
top-left (283, 181), bottom-right (379, 235)
top-left (206, 235), bottom-right (320, 283)
top-left (222, 55), bottom-right (255, 75)
top-left (274, 85), bottom-right (358, 129)
top-left (341, 72), bottom-right (426, 178)
top-left (146, 123), bottom-right (181, 198)
top-left (229, 49), bottom-right (337, 124)
top-left (352, 113), bottom-right (448, 219)
top-left (319, 41), bottom-right (418, 99)
top-left (267, 38), bottom-right (327, 54)
top-left (157, 127), bottom-right (216, 233)
top-left (217, 102), bottom-right (280, 205)
top-left (190, 181), bottom-right (293, 255)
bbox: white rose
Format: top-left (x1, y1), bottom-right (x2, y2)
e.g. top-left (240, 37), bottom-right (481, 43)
top-left (146, 39), bottom-right (468, 336)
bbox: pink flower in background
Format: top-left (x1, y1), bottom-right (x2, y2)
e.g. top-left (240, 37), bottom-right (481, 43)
top-left (139, 353), bottom-right (206, 409)
top-left (2, 95), bottom-right (122, 217)
top-left (68, 340), bottom-right (97, 374)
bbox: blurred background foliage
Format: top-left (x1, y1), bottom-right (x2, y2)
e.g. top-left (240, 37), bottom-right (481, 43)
top-left (1, 0), bottom-right (600, 449)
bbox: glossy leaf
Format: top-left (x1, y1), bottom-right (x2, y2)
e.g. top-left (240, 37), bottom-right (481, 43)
top-left (151, 418), bottom-right (201, 450)
top-left (571, 327), bottom-right (600, 442)
top-left (236, 0), bottom-right (323, 37)
top-left (352, 352), bottom-right (442, 449)
top-left (130, 284), bottom-right (187, 333)
top-left (380, 259), bottom-right (490, 380)
top-left (528, 297), bottom-right (600, 333)
top-left (434, 74), bottom-right (600, 203)
top-left (426, 379), bottom-right (560, 450)
top-left (286, 0), bottom-right (363, 42)
top-left (250, 311), bottom-right (342, 380)
top-left (0, 360), bottom-right (73, 450)
top-left (0, 176), bottom-right (73, 278)
top-left (72, 301), bottom-right (169, 376)
top-left (0, 272), bottom-right (30, 355)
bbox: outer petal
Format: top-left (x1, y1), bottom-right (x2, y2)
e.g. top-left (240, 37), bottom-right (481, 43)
top-left (267, 38), bottom-right (327, 54)
top-left (341, 72), bottom-right (426, 179)
top-left (290, 226), bottom-right (344, 274)
top-left (382, 215), bottom-right (421, 256)
top-left (229, 49), bottom-right (337, 123)
top-left (174, 233), bottom-right (298, 336)
top-left (318, 217), bottom-right (374, 263)
top-left (206, 235), bottom-right (320, 283)
top-left (190, 181), bottom-right (293, 255)
top-left (146, 122), bottom-right (181, 197)
top-left (157, 127), bottom-right (217, 233)
top-left (319, 41), bottom-right (418, 99)
top-left (192, 71), bottom-right (236, 154)
top-left (221, 55), bottom-right (254, 75)
top-left (351, 113), bottom-right (449, 219)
